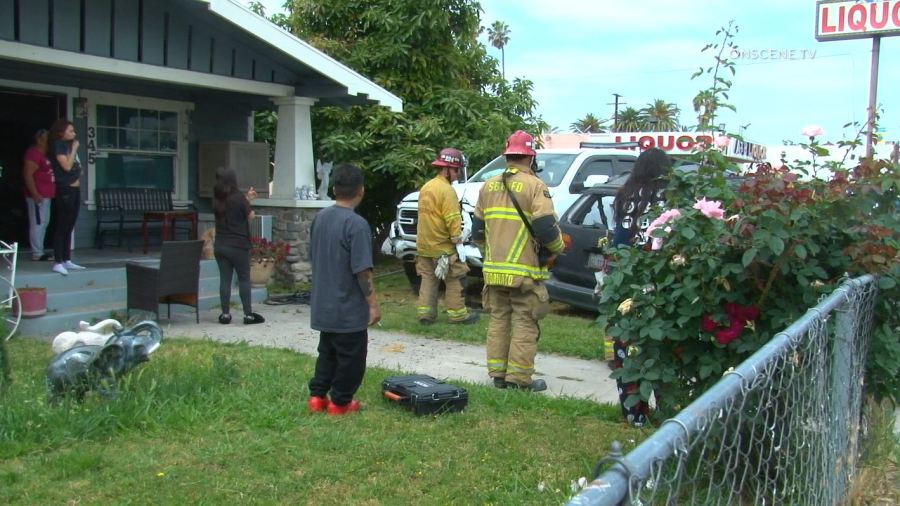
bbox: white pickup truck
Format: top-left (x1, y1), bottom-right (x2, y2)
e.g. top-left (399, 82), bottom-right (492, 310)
top-left (381, 145), bottom-right (640, 291)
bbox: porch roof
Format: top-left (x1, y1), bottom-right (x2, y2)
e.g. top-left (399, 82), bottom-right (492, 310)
top-left (0, 0), bottom-right (401, 111)
top-left (200, 0), bottom-right (402, 111)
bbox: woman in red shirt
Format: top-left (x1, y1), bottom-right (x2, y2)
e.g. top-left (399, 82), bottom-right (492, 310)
top-left (22, 129), bottom-right (56, 261)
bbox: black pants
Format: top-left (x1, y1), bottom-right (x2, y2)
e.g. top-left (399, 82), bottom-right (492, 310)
top-left (613, 338), bottom-right (650, 427)
top-left (214, 244), bottom-right (252, 316)
top-left (53, 186), bottom-right (80, 263)
top-left (308, 330), bottom-right (368, 406)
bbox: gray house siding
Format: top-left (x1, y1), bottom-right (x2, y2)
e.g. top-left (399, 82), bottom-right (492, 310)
top-left (190, 97), bottom-right (256, 214)
top-left (0, 0), bottom-right (305, 87)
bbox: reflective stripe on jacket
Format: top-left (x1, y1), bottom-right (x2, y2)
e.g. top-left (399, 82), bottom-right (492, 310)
top-left (416, 175), bottom-right (462, 257)
top-left (475, 166), bottom-right (563, 287)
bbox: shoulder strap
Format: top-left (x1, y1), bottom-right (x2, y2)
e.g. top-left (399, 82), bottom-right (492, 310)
top-left (501, 170), bottom-right (536, 239)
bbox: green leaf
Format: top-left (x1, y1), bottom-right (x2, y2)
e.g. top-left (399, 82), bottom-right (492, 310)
top-left (768, 236), bottom-right (785, 256)
top-left (795, 244), bottom-right (807, 259)
top-left (699, 364), bottom-right (714, 379)
top-left (879, 276), bottom-right (897, 289)
top-left (742, 248), bottom-right (757, 267)
top-left (639, 380), bottom-right (654, 401)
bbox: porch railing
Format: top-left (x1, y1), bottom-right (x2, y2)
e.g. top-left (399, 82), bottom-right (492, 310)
top-left (569, 274), bottom-right (879, 505)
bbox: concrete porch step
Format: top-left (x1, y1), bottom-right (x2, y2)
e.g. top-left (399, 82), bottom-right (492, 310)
top-left (17, 285), bottom-right (268, 340)
top-left (14, 258), bottom-right (269, 339)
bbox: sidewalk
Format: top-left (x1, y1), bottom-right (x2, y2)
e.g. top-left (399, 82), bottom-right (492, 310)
top-left (158, 305), bottom-right (620, 405)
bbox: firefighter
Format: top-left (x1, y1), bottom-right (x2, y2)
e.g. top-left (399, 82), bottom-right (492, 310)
top-left (472, 130), bottom-right (564, 391)
top-left (415, 148), bottom-right (479, 325)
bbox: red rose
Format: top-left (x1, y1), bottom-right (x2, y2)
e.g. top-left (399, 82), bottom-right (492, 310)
top-left (701, 314), bottom-right (718, 332)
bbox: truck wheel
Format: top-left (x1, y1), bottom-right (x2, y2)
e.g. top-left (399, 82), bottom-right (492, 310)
top-left (403, 261), bottom-right (421, 295)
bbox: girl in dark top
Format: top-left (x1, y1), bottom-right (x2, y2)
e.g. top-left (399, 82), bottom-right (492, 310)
top-left (610, 147), bottom-right (672, 427)
top-left (213, 168), bottom-right (264, 325)
top-left (48, 119), bottom-right (85, 276)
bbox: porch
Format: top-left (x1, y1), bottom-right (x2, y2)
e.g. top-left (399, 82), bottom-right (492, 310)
top-left (12, 245), bottom-right (267, 339)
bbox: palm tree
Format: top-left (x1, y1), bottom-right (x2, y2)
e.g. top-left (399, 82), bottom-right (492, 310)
top-left (642, 99), bottom-right (680, 131)
top-left (615, 107), bottom-right (645, 132)
top-left (487, 21), bottom-right (511, 79)
top-left (692, 90), bottom-right (716, 130)
top-left (570, 113), bottom-right (606, 133)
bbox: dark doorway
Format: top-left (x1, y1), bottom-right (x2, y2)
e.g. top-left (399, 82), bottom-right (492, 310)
top-left (0, 88), bottom-right (66, 247)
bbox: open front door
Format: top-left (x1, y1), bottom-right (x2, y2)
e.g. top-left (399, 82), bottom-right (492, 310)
top-left (0, 88), bottom-right (66, 246)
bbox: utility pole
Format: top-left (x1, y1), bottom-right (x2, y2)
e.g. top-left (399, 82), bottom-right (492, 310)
top-left (608, 93), bottom-right (624, 132)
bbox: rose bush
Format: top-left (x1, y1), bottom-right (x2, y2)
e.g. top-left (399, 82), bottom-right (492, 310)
top-left (597, 142), bottom-right (899, 420)
top-left (250, 237), bottom-right (290, 264)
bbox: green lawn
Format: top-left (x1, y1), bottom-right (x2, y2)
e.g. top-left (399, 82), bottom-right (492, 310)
top-left (374, 266), bottom-right (604, 361)
top-left (1, 339), bottom-right (645, 505)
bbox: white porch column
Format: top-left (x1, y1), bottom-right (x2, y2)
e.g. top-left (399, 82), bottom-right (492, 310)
top-left (271, 96), bottom-right (317, 199)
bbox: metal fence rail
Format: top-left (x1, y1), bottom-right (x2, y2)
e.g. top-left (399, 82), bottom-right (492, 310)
top-left (569, 275), bottom-right (880, 506)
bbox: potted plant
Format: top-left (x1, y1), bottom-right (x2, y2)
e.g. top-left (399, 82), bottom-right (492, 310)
top-left (249, 237), bottom-right (289, 287)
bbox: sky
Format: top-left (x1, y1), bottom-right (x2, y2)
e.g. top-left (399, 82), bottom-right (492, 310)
top-left (244, 0), bottom-right (899, 146)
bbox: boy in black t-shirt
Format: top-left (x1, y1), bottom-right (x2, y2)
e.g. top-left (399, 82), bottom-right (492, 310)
top-left (307, 164), bottom-right (381, 416)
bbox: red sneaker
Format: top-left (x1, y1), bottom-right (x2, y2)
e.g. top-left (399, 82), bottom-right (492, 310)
top-left (326, 400), bottom-right (361, 416)
top-left (307, 396), bottom-right (331, 413)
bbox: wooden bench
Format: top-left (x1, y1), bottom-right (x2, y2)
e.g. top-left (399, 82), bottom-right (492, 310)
top-left (95, 188), bottom-right (195, 250)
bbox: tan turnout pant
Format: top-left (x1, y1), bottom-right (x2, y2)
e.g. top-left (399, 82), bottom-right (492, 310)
top-left (415, 254), bottom-right (470, 322)
top-left (484, 278), bottom-right (550, 386)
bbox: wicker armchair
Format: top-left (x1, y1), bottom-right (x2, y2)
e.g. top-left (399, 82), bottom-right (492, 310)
top-left (126, 240), bottom-right (204, 323)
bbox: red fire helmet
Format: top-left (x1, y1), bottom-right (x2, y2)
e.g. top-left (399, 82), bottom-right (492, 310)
top-left (503, 130), bottom-right (536, 156)
top-left (432, 147), bottom-right (464, 169)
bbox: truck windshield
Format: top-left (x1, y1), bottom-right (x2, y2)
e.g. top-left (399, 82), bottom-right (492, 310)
top-left (467, 153), bottom-right (578, 187)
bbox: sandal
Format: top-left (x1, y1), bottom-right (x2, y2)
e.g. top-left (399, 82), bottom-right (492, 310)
top-left (218, 313), bottom-right (232, 324)
top-left (243, 312), bottom-right (265, 325)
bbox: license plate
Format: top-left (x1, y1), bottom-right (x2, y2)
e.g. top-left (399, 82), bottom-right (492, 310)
top-left (586, 253), bottom-right (606, 270)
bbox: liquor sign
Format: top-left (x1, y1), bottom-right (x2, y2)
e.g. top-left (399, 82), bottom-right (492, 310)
top-left (816, 0), bottom-right (900, 41)
top-left (588, 132), bottom-right (767, 163)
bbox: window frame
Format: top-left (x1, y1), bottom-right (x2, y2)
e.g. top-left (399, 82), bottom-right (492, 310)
top-left (83, 90), bottom-right (193, 207)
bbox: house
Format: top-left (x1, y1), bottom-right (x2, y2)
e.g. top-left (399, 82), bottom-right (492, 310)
top-left (0, 0), bottom-right (401, 263)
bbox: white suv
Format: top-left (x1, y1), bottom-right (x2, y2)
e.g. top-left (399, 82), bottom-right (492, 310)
top-left (381, 146), bottom-right (638, 291)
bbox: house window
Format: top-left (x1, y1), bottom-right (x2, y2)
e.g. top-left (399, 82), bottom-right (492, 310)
top-left (94, 105), bottom-right (177, 190)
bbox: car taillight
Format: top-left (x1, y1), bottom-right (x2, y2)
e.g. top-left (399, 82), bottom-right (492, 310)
top-left (562, 233), bottom-right (572, 252)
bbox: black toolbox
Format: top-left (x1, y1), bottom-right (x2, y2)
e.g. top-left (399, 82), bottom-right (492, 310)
top-left (381, 374), bottom-right (468, 416)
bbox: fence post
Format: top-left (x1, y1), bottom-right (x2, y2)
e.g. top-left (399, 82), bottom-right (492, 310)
top-left (830, 282), bottom-right (860, 502)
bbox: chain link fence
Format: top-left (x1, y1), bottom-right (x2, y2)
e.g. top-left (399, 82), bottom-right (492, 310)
top-left (570, 274), bottom-right (880, 506)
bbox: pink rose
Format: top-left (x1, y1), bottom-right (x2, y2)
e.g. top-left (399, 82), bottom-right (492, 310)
top-left (693, 198), bottom-right (725, 220)
top-left (800, 124), bottom-right (825, 138)
top-left (647, 209), bottom-right (682, 238)
top-left (714, 135), bottom-right (730, 149)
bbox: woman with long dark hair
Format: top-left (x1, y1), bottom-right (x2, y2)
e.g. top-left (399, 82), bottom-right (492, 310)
top-left (610, 147), bottom-right (672, 427)
top-left (48, 119), bottom-right (84, 275)
top-left (213, 168), bottom-right (264, 325)
top-left (23, 128), bottom-right (55, 261)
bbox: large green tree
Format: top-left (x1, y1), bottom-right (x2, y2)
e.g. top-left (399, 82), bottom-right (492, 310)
top-left (282, 0), bottom-right (546, 231)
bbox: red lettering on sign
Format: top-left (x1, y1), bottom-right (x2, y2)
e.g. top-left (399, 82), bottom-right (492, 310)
top-left (638, 136), bottom-right (654, 149)
top-left (675, 136), bottom-right (694, 150)
top-left (848, 4), bottom-right (867, 30)
top-left (894, 1), bottom-right (900, 26)
top-left (821, 6), bottom-right (837, 33)
top-left (838, 5), bottom-right (846, 31)
top-left (870, 2), bottom-right (890, 29)
top-left (656, 135), bottom-right (675, 151)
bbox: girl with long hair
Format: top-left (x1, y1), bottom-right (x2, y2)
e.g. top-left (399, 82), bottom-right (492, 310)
top-left (48, 119), bottom-right (84, 275)
top-left (213, 167), bottom-right (264, 325)
top-left (610, 147), bottom-right (672, 426)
